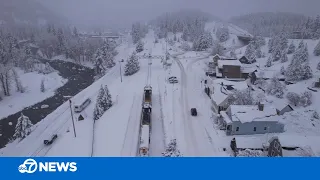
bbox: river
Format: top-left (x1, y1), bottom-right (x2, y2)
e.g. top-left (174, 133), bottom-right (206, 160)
top-left (0, 60), bottom-right (95, 148)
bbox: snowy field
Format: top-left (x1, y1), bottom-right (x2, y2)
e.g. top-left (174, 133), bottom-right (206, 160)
top-left (0, 68), bottom-right (67, 119)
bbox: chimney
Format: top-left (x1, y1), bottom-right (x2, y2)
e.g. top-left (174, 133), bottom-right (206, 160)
top-left (258, 102), bottom-right (264, 111)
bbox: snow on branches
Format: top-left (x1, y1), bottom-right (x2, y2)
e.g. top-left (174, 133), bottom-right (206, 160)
top-left (162, 139), bottom-right (182, 157)
top-left (124, 51), bottom-right (140, 76)
top-left (14, 113), bottom-right (33, 140)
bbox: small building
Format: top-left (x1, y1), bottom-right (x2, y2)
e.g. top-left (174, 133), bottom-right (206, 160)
top-left (212, 54), bottom-right (237, 66)
top-left (250, 69), bottom-right (284, 84)
top-left (210, 79), bottom-right (249, 113)
top-left (273, 101), bottom-right (294, 115)
top-left (220, 104), bottom-right (285, 135)
top-left (239, 56), bottom-right (256, 64)
top-left (216, 59), bottom-right (242, 79)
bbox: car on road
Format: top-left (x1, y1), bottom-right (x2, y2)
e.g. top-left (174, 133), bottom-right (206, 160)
top-left (44, 134), bottom-right (58, 145)
top-left (168, 76), bottom-right (178, 84)
top-left (191, 108), bottom-right (197, 116)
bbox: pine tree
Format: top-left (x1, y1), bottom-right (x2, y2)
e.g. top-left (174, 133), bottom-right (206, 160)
top-left (136, 41), bottom-right (144, 53)
top-left (265, 56), bottom-right (272, 67)
top-left (271, 47), bottom-right (281, 61)
top-left (104, 85), bottom-right (113, 110)
top-left (314, 40), bottom-right (320, 56)
top-left (244, 43), bottom-right (256, 63)
top-left (280, 66), bottom-right (285, 75)
top-left (124, 52), bottom-right (140, 76)
top-left (280, 50), bottom-right (288, 63)
top-left (40, 79), bottom-right (45, 92)
top-left (287, 41), bottom-right (296, 54)
top-left (14, 113), bottom-right (33, 140)
top-left (93, 86), bottom-right (105, 120)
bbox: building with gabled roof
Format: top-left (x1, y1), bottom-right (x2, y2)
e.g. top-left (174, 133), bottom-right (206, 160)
top-left (220, 104), bottom-right (285, 135)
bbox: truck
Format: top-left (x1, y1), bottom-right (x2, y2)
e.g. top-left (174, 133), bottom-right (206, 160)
top-left (143, 86), bottom-right (152, 105)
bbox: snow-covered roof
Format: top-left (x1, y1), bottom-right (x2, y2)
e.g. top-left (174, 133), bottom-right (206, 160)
top-left (217, 60), bottom-right (242, 68)
top-left (254, 69), bottom-right (282, 79)
top-left (235, 136), bottom-right (264, 149)
top-left (215, 66), bottom-right (222, 77)
top-left (220, 111), bottom-right (232, 124)
top-left (278, 135), bottom-right (320, 149)
top-left (143, 103), bottom-right (151, 109)
top-left (241, 66), bottom-right (257, 73)
top-left (271, 100), bottom-right (292, 111)
top-left (140, 125), bottom-right (150, 148)
top-left (211, 79), bottom-right (248, 106)
top-left (229, 105), bottom-right (278, 123)
top-left (144, 86), bottom-right (152, 90)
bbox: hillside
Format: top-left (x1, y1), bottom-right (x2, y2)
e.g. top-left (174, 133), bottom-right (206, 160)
top-left (230, 12), bottom-right (319, 38)
top-left (0, 0), bottom-right (65, 27)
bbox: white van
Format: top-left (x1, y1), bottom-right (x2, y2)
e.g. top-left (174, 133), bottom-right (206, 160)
top-left (74, 98), bottom-right (91, 113)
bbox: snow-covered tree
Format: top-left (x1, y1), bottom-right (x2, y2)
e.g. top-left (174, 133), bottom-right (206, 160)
top-left (280, 66), bottom-right (286, 75)
top-left (237, 149), bottom-right (265, 157)
top-left (40, 79), bottom-right (45, 92)
top-left (286, 43), bottom-right (313, 81)
top-left (103, 85), bottom-right (113, 110)
top-left (136, 41), bottom-right (144, 53)
top-left (230, 89), bottom-right (255, 105)
top-left (180, 42), bottom-right (191, 51)
top-left (216, 26), bottom-right (229, 42)
top-left (280, 50), bottom-right (288, 63)
top-left (299, 91), bottom-right (312, 107)
top-left (286, 92), bottom-right (300, 106)
top-left (266, 77), bottom-right (285, 98)
top-left (162, 139), bottom-right (182, 157)
top-left (124, 52), bottom-right (140, 76)
top-left (12, 69), bottom-right (24, 93)
top-left (314, 40), bottom-right (320, 56)
top-left (317, 62), bottom-right (320, 70)
top-left (13, 113), bottom-right (33, 140)
top-left (93, 86), bottom-right (105, 120)
top-left (265, 56), bottom-right (272, 67)
top-left (287, 41), bottom-right (296, 54)
top-left (193, 32), bottom-right (213, 51)
top-left (244, 43), bottom-right (256, 63)
top-left (230, 49), bottom-right (236, 59)
top-left (271, 47), bottom-right (281, 61)
top-left (211, 41), bottom-right (224, 56)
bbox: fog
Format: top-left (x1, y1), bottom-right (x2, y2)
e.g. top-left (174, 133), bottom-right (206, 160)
top-left (39, 0), bottom-right (320, 28)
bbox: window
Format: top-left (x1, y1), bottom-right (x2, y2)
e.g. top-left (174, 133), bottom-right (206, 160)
top-left (236, 127), bottom-right (239, 131)
top-left (271, 150), bottom-right (275, 156)
top-left (254, 127), bottom-right (257, 131)
top-left (264, 127), bottom-right (267, 131)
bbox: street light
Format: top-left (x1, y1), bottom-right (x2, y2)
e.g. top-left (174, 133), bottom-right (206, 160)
top-left (63, 96), bottom-right (77, 138)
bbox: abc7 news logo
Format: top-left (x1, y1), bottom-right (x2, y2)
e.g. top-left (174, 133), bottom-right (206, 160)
top-left (18, 159), bottom-right (38, 174)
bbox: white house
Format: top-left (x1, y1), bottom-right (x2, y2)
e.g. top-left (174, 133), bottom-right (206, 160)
top-left (220, 104), bottom-right (285, 135)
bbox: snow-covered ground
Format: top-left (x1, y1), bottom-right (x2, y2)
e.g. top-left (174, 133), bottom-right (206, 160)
top-left (0, 68), bottom-right (67, 119)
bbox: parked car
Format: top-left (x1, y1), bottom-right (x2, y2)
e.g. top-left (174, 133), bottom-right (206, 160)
top-left (44, 134), bottom-right (58, 145)
top-left (191, 108), bottom-right (197, 116)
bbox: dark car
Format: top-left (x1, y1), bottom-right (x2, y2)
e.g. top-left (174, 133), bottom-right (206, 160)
top-left (191, 108), bottom-right (197, 116)
top-left (44, 134), bottom-right (58, 145)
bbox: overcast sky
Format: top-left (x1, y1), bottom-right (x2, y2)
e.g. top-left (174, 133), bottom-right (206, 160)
top-left (39, 0), bottom-right (320, 29)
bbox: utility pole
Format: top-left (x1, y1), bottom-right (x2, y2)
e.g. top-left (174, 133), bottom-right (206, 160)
top-left (119, 59), bottom-right (123, 82)
top-left (69, 100), bottom-right (77, 138)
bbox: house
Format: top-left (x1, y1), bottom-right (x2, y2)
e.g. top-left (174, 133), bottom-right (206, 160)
top-left (216, 59), bottom-right (242, 79)
top-left (241, 65), bottom-right (257, 80)
top-left (272, 101), bottom-right (294, 115)
top-left (212, 54), bottom-right (237, 66)
top-left (239, 56), bottom-right (256, 64)
top-left (250, 69), bottom-right (284, 84)
top-left (210, 79), bottom-right (249, 113)
top-left (220, 104), bottom-right (285, 135)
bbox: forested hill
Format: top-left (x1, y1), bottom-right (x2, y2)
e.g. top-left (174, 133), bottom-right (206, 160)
top-left (230, 12), bottom-right (320, 39)
top-left (0, 0), bottom-right (65, 27)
